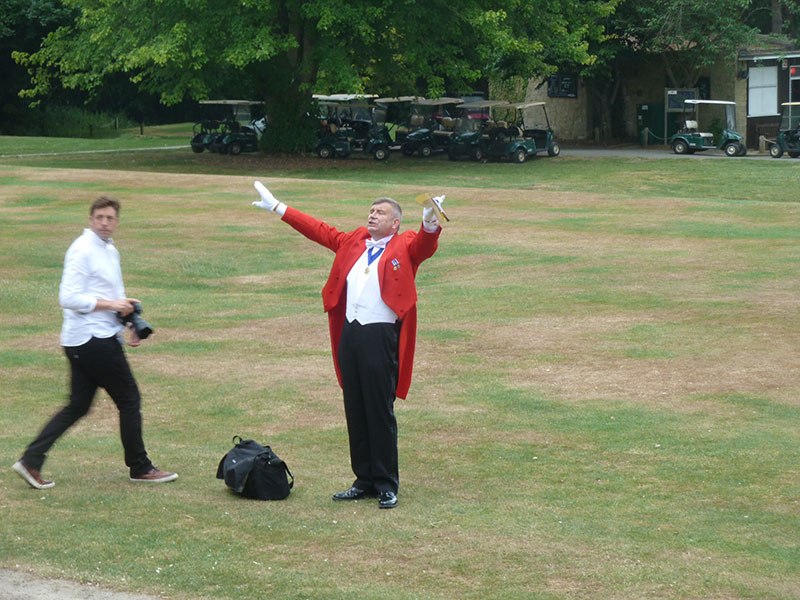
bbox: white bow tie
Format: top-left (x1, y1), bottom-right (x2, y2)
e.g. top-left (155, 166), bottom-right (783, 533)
top-left (365, 238), bottom-right (387, 250)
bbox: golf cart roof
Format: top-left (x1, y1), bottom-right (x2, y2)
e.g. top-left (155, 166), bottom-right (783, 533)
top-left (415, 97), bottom-right (464, 106)
top-left (460, 100), bottom-right (505, 109)
top-left (495, 102), bottom-right (546, 110)
top-left (375, 96), bottom-right (420, 103)
top-left (781, 102), bottom-right (800, 106)
top-left (199, 100), bottom-right (261, 105)
top-left (312, 94), bottom-right (377, 102)
top-left (683, 99), bottom-right (736, 106)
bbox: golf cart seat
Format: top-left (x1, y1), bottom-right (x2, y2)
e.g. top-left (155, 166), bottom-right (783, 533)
top-left (496, 120), bottom-right (507, 129)
top-left (483, 120), bottom-right (495, 130)
top-left (433, 117), bottom-right (455, 138)
top-left (329, 123), bottom-right (339, 134)
top-left (410, 114), bottom-right (425, 127)
top-left (683, 120), bottom-right (698, 132)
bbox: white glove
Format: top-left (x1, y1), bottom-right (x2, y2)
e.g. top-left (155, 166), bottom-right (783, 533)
top-left (252, 181), bottom-right (280, 211)
top-left (422, 195), bottom-right (445, 231)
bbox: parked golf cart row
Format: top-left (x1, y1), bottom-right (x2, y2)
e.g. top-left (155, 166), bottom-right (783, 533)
top-left (668, 98), bottom-right (800, 159)
top-left (190, 100), bottom-right (267, 155)
top-left (312, 95), bottom-right (561, 163)
top-left (447, 101), bottom-right (561, 163)
top-left (767, 102), bottom-right (800, 159)
top-left (313, 94), bottom-right (394, 160)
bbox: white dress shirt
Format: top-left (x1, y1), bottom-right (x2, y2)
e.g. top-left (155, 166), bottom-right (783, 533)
top-left (345, 234), bottom-right (398, 325)
top-left (59, 228), bottom-right (126, 346)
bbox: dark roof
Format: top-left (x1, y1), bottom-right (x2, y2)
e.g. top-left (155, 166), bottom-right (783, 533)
top-left (739, 34), bottom-right (800, 60)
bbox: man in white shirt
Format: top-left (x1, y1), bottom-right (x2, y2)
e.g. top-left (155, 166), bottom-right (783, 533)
top-left (13, 196), bottom-right (177, 489)
top-left (252, 182), bottom-right (443, 508)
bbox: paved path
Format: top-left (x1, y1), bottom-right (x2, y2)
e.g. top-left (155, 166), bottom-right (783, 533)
top-left (0, 146), bottom-right (189, 158)
top-left (566, 145), bottom-right (775, 160)
top-left (0, 569), bottom-right (161, 600)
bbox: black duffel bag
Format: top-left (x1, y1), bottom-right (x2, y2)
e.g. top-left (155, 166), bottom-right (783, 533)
top-left (216, 436), bottom-right (294, 500)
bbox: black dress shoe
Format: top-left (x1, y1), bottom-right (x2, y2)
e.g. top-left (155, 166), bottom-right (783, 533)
top-left (332, 486), bottom-right (373, 501)
top-left (378, 490), bottom-right (398, 509)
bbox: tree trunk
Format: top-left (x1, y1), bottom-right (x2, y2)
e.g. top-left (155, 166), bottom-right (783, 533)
top-left (772, 0), bottom-right (783, 34)
top-left (588, 84), bottom-right (613, 143)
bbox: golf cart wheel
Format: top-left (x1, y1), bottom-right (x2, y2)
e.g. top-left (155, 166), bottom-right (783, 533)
top-left (191, 144), bottom-right (204, 154)
top-left (229, 143), bottom-right (242, 156)
top-left (736, 143), bottom-right (747, 156)
top-left (769, 144), bottom-right (784, 158)
top-left (471, 146), bottom-right (484, 161)
top-left (401, 144), bottom-right (415, 156)
top-left (547, 142), bottom-right (561, 157)
top-left (418, 144), bottom-right (433, 158)
top-left (513, 148), bottom-right (527, 164)
top-left (672, 140), bottom-right (689, 154)
top-left (317, 144), bottom-right (334, 159)
top-left (789, 151), bottom-right (800, 158)
top-left (724, 143), bottom-right (739, 157)
top-left (373, 145), bottom-right (389, 161)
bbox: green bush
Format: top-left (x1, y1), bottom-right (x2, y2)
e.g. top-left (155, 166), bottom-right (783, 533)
top-left (7, 105), bottom-right (135, 138)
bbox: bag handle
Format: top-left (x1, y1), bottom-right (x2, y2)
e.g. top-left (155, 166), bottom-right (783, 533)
top-left (284, 463), bottom-right (294, 490)
top-left (232, 435), bottom-right (243, 445)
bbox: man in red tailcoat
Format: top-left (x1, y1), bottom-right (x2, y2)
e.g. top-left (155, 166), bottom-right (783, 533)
top-left (252, 182), bottom-right (444, 509)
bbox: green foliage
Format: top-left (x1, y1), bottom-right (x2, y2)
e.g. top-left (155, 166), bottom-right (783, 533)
top-left (709, 117), bottom-right (724, 145)
top-left (12, 0), bottom-right (615, 151)
top-left (4, 105), bottom-right (135, 138)
top-left (614, 0), bottom-right (758, 87)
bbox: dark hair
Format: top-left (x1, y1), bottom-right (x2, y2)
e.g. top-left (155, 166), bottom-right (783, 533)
top-left (90, 195), bottom-right (120, 216)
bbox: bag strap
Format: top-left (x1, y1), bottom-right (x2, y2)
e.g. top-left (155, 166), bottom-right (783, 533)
top-left (284, 463), bottom-right (294, 490)
top-left (232, 435), bottom-right (243, 445)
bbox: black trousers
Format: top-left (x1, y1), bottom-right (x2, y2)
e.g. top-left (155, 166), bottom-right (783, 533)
top-left (337, 319), bottom-right (400, 494)
top-left (22, 336), bottom-right (153, 477)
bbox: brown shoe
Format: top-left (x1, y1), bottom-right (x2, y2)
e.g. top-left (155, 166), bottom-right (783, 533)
top-left (130, 467), bottom-right (178, 483)
top-left (13, 460), bottom-right (55, 490)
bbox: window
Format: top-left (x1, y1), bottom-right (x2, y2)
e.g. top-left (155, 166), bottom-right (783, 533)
top-left (748, 65), bottom-right (778, 116)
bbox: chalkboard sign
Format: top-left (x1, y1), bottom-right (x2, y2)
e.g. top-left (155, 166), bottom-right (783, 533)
top-left (548, 74), bottom-right (577, 99)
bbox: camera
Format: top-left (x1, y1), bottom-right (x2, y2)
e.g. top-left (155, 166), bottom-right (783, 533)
top-left (119, 301), bottom-right (153, 339)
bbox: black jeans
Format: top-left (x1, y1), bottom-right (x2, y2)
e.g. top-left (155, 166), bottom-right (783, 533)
top-left (337, 320), bottom-right (400, 494)
top-left (22, 336), bottom-right (153, 477)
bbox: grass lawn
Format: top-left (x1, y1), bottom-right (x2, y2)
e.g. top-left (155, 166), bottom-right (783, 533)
top-left (0, 140), bottom-right (799, 600)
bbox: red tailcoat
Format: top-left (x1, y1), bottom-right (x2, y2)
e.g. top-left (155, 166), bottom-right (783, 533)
top-left (282, 207), bottom-right (440, 399)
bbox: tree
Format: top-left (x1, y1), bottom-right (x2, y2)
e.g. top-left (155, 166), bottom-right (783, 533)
top-left (14, 0), bottom-right (615, 150)
top-left (745, 0), bottom-right (800, 38)
top-left (0, 0), bottom-right (76, 133)
top-left (619, 0), bottom-right (758, 89)
top-left (576, 0), bottom-right (762, 142)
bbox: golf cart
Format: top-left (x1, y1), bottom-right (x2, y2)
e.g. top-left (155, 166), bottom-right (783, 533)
top-left (768, 102), bottom-right (800, 158)
top-left (446, 100), bottom-right (505, 161)
top-left (313, 94), bottom-right (393, 160)
top-left (400, 98), bottom-right (464, 157)
top-left (669, 99), bottom-right (746, 156)
top-left (373, 96), bottom-right (420, 146)
top-left (191, 100), bottom-right (266, 155)
top-left (485, 102), bottom-right (561, 163)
